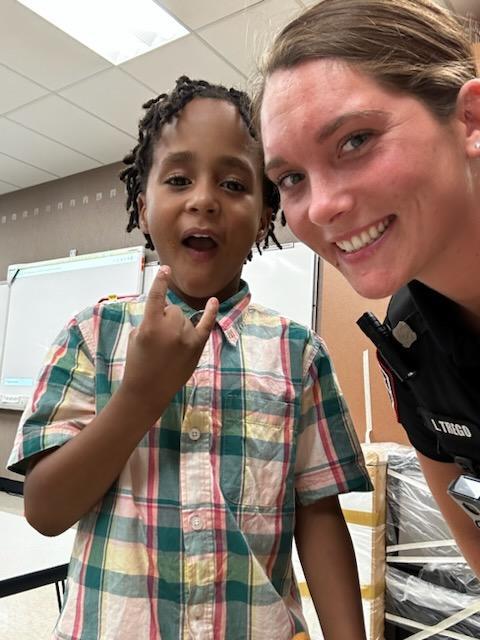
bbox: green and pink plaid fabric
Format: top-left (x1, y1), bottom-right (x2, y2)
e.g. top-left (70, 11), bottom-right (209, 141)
top-left (9, 283), bottom-right (371, 640)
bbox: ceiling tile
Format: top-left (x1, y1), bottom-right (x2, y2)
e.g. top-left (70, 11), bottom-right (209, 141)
top-left (0, 64), bottom-right (48, 114)
top-left (199, 0), bottom-right (302, 77)
top-left (60, 69), bottom-right (156, 137)
top-left (8, 96), bottom-right (136, 164)
top-left (0, 153), bottom-right (57, 188)
top-left (157, 0), bottom-right (264, 30)
top-left (0, 0), bottom-right (110, 91)
top-left (0, 118), bottom-right (101, 177)
top-left (121, 34), bottom-right (245, 94)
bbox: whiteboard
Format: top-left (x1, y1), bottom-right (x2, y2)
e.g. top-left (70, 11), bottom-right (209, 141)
top-left (0, 247), bottom-right (145, 410)
top-left (143, 260), bottom-right (160, 294)
top-left (243, 243), bottom-right (317, 328)
top-left (143, 243), bottom-right (318, 328)
top-left (0, 282), bottom-right (10, 381)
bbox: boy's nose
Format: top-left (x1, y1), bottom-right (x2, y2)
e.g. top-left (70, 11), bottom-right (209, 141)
top-left (186, 182), bottom-right (219, 214)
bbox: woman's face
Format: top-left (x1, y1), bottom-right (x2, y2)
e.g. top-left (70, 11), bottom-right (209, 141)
top-left (261, 59), bottom-right (474, 299)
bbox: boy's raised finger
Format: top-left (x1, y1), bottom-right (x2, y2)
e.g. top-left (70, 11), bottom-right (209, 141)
top-left (143, 266), bottom-right (170, 325)
top-left (194, 297), bottom-right (219, 344)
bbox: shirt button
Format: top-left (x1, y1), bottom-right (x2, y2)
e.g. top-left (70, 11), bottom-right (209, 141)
top-left (190, 604), bottom-right (203, 620)
top-left (189, 428), bottom-right (201, 441)
top-left (190, 515), bottom-right (203, 531)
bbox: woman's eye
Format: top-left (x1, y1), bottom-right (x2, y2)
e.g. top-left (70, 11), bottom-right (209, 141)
top-left (341, 132), bottom-right (371, 153)
top-left (165, 175), bottom-right (190, 186)
top-left (277, 173), bottom-right (304, 190)
top-left (223, 179), bottom-right (245, 192)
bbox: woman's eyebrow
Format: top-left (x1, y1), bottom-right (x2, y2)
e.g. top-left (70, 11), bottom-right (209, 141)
top-left (315, 109), bottom-right (389, 143)
top-left (265, 155), bottom-right (287, 175)
top-left (265, 109), bottom-right (389, 174)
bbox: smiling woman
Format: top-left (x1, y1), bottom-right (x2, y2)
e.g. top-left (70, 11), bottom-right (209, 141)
top-left (256, 0), bottom-right (480, 578)
top-left (260, 59), bottom-right (471, 300)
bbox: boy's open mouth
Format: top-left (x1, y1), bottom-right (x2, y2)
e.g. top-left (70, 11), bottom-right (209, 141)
top-left (182, 234), bottom-right (218, 252)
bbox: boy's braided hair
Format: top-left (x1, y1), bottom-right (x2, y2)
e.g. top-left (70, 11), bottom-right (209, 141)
top-left (120, 76), bottom-right (284, 259)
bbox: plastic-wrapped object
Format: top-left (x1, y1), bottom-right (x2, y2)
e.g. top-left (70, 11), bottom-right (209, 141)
top-left (294, 443), bottom-right (391, 640)
top-left (419, 563), bottom-right (480, 597)
top-left (385, 447), bottom-right (480, 639)
top-left (386, 566), bottom-right (480, 639)
top-left (386, 449), bottom-right (458, 558)
top-left (339, 443), bottom-right (389, 640)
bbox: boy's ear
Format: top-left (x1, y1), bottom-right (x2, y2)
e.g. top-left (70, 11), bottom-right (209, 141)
top-left (256, 206), bottom-right (273, 243)
top-left (137, 193), bottom-right (149, 233)
top-left (456, 79), bottom-right (480, 157)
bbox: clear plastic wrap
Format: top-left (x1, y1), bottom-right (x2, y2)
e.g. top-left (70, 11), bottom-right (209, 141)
top-left (386, 566), bottom-right (480, 639)
top-left (385, 447), bottom-right (480, 639)
top-left (386, 449), bottom-right (458, 558)
top-left (339, 443), bottom-right (390, 640)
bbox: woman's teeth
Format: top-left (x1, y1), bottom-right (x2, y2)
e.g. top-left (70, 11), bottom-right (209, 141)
top-left (336, 218), bottom-right (391, 253)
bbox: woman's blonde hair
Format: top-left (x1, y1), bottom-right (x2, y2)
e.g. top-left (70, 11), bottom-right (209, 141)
top-left (255, 0), bottom-right (477, 122)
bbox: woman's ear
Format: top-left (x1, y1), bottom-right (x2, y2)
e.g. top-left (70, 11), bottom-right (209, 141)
top-left (256, 206), bottom-right (273, 243)
top-left (137, 193), bottom-right (149, 233)
top-left (456, 79), bottom-right (480, 157)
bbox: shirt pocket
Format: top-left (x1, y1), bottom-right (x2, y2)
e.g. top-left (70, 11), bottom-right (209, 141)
top-left (219, 397), bottom-right (296, 509)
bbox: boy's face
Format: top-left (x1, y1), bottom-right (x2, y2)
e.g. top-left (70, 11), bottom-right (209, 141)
top-left (138, 97), bottom-right (270, 310)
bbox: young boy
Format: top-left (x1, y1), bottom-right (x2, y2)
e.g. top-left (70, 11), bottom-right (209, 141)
top-left (8, 76), bottom-right (371, 640)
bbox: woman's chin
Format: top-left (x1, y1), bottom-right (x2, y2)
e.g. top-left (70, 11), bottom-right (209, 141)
top-left (347, 273), bottom-right (402, 300)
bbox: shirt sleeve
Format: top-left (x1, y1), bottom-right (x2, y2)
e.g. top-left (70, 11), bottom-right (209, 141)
top-left (377, 353), bottom-right (453, 463)
top-left (295, 334), bottom-right (372, 505)
top-left (7, 314), bottom-right (96, 476)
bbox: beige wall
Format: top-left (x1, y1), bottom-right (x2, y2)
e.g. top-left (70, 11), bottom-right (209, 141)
top-left (319, 261), bottom-right (409, 446)
top-left (0, 162), bottom-right (150, 276)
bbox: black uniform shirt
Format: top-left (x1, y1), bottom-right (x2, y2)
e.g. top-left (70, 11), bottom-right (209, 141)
top-left (380, 281), bottom-right (480, 466)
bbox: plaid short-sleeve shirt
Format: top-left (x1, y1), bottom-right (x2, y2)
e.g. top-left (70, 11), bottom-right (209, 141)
top-left (8, 283), bottom-right (371, 640)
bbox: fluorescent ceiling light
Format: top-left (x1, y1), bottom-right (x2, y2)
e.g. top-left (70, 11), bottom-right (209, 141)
top-left (17, 0), bottom-right (189, 65)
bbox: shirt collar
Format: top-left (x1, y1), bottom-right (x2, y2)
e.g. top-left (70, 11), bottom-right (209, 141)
top-left (165, 281), bottom-right (251, 347)
top-left (408, 280), bottom-right (480, 367)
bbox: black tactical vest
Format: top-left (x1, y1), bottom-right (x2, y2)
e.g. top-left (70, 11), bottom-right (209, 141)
top-left (359, 286), bottom-right (480, 476)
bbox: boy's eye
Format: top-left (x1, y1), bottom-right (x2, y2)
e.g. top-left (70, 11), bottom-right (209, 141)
top-left (341, 131), bottom-right (372, 154)
top-left (222, 179), bottom-right (246, 192)
top-left (276, 173), bottom-right (304, 190)
top-left (165, 175), bottom-right (190, 186)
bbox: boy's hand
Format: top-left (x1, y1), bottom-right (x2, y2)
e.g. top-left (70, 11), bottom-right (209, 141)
top-left (120, 266), bottom-right (218, 418)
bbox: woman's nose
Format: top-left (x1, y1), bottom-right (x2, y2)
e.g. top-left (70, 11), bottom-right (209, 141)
top-left (307, 177), bottom-right (354, 226)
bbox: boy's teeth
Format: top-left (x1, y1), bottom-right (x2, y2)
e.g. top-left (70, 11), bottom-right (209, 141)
top-left (336, 218), bottom-right (391, 253)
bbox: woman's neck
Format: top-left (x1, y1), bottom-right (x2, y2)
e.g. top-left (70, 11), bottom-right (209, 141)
top-left (418, 208), bottom-right (480, 324)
